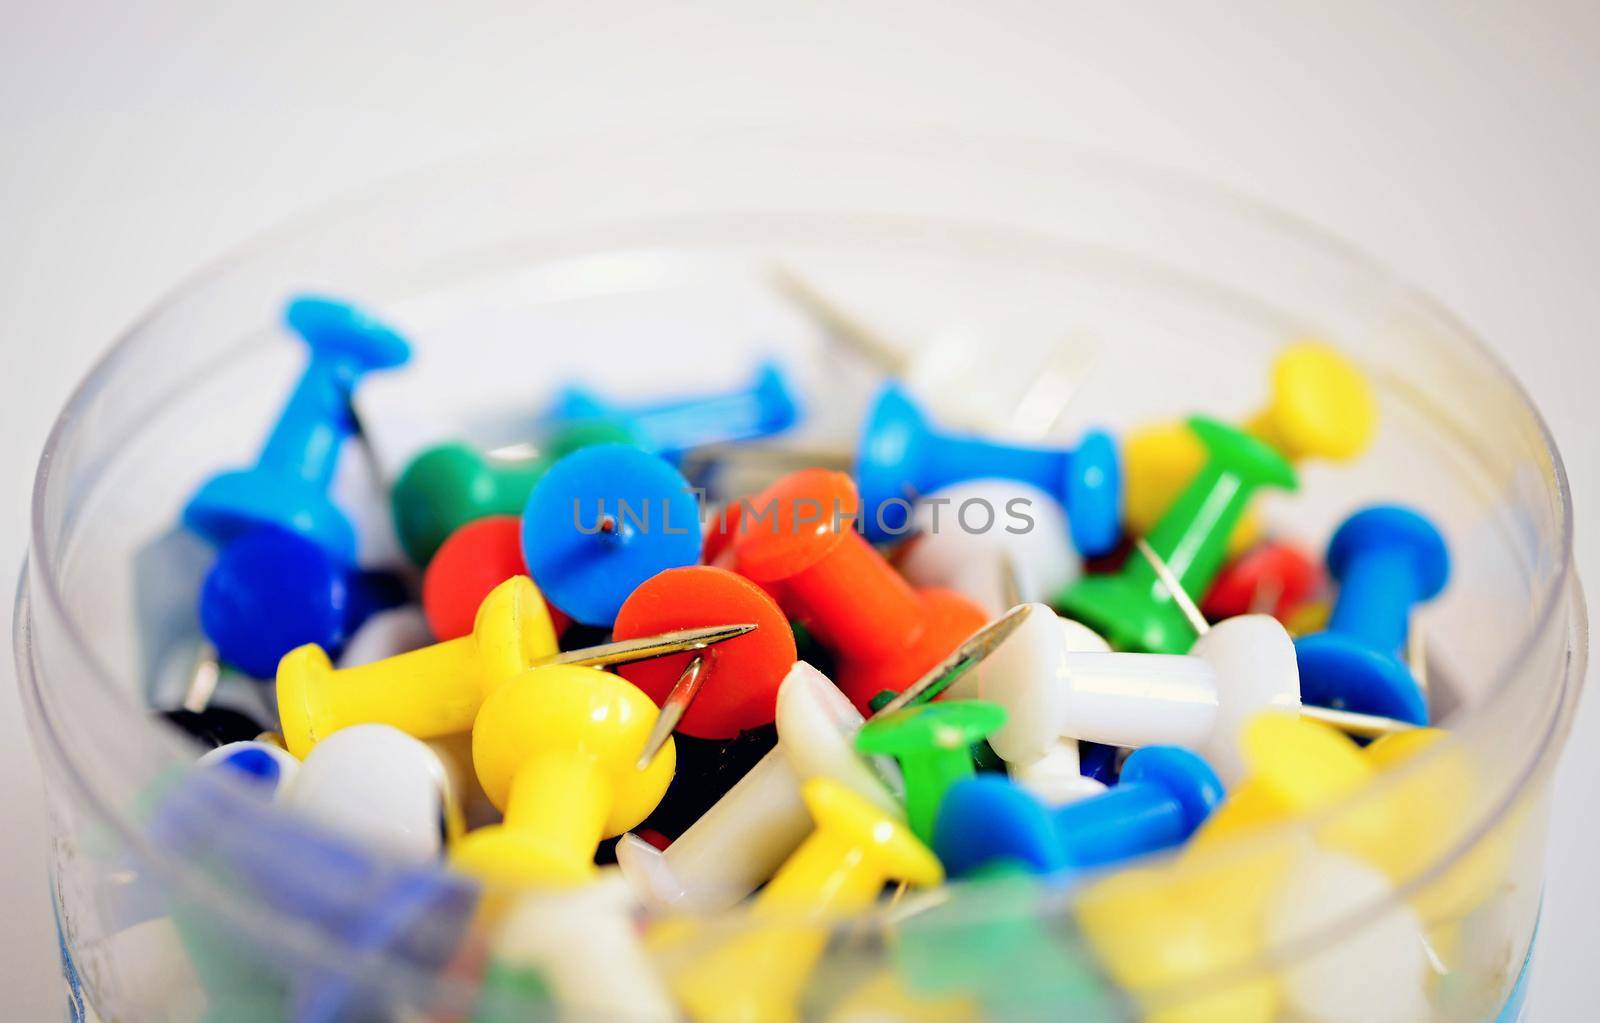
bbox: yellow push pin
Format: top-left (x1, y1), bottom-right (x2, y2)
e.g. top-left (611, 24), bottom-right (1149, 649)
top-left (451, 664), bottom-right (676, 888)
top-left (1123, 340), bottom-right (1378, 548)
top-left (1077, 862), bottom-right (1280, 1023)
top-left (277, 575), bottom-right (557, 758)
top-left (1363, 727), bottom-right (1515, 923)
top-left (669, 778), bottom-right (944, 1023)
top-left (277, 575), bottom-right (753, 758)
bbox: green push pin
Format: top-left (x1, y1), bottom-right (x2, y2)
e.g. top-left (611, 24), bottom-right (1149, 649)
top-left (855, 699), bottom-right (1007, 843)
top-left (390, 420), bottom-right (635, 565)
top-left (470, 961), bottom-right (556, 1023)
top-left (894, 864), bottom-right (1126, 1020)
top-left (1056, 416), bottom-right (1297, 654)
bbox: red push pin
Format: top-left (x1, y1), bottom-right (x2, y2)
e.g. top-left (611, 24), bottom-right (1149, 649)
top-left (615, 566), bottom-right (797, 751)
top-left (422, 517), bottom-right (572, 641)
top-left (728, 469), bottom-right (987, 712)
top-left (1202, 538), bottom-right (1321, 622)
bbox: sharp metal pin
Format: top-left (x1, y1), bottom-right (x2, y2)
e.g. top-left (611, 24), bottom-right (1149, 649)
top-left (485, 440), bottom-right (543, 463)
top-left (1298, 704), bottom-right (1419, 739)
top-left (999, 554), bottom-right (1025, 611)
top-left (182, 642), bottom-right (222, 714)
top-left (1408, 616), bottom-right (1430, 699)
top-left (1006, 338), bottom-right (1097, 440)
top-left (677, 441), bottom-right (855, 474)
top-left (770, 265), bottom-right (911, 376)
top-left (1135, 537), bottom-right (1212, 638)
top-left (872, 603), bottom-right (1036, 718)
top-left (636, 655), bottom-right (707, 770)
top-left (540, 623), bottom-right (758, 670)
top-left (1248, 573), bottom-right (1286, 618)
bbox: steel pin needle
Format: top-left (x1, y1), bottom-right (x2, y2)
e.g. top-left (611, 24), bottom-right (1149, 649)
top-left (537, 623), bottom-right (757, 670)
top-left (1136, 537), bottom-right (1417, 739)
top-left (873, 603), bottom-right (1036, 718)
top-left (636, 655), bottom-right (707, 770)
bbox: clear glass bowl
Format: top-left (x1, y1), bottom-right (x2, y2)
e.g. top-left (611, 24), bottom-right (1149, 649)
top-left (15, 127), bottom-right (1586, 1021)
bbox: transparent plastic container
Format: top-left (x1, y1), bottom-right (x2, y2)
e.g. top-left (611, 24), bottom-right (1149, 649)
top-left (15, 128), bottom-right (1586, 1022)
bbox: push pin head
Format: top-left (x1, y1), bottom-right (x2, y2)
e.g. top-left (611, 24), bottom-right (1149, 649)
top-left (614, 566), bottom-right (795, 740)
top-left (855, 700), bottom-right (1006, 843)
top-left (1202, 539), bottom-right (1321, 623)
top-left (276, 575), bottom-right (557, 757)
top-left (855, 383), bottom-right (1121, 554)
top-left (1244, 341), bottom-right (1378, 464)
top-left (1295, 505), bottom-right (1447, 725)
top-left (184, 295), bottom-right (410, 563)
top-left (423, 516), bottom-right (572, 642)
top-left (452, 665), bottom-right (676, 888)
top-left (933, 746), bottom-right (1223, 878)
top-left (200, 526), bottom-right (405, 679)
top-left (391, 421), bottom-right (634, 567)
top-left (1056, 417), bottom-right (1297, 654)
top-left (544, 360), bottom-right (801, 457)
top-left (521, 444), bottom-right (702, 627)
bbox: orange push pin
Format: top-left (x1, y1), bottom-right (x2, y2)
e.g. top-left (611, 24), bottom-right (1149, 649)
top-left (614, 566), bottom-right (797, 754)
top-left (451, 664), bottom-right (676, 888)
top-left (669, 777), bottom-right (944, 1022)
top-left (422, 516), bottom-right (573, 641)
top-left (728, 469), bottom-right (987, 712)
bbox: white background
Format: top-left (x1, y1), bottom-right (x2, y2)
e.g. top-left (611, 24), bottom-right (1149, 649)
top-left (1, 2), bottom-right (1596, 1018)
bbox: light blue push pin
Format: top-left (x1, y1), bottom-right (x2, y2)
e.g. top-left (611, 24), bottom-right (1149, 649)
top-left (1295, 505), bottom-right (1447, 726)
top-left (544, 359), bottom-right (801, 457)
top-left (520, 443), bottom-right (702, 627)
top-left (183, 296), bottom-right (411, 564)
top-left (855, 383), bottom-right (1121, 553)
top-left (931, 746), bottom-right (1222, 878)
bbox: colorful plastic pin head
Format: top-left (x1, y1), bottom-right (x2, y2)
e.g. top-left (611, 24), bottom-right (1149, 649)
top-left (613, 566), bottom-right (796, 739)
top-left (1295, 505), bottom-right (1446, 725)
top-left (199, 526), bottom-right (405, 679)
top-left (933, 746), bottom-right (1223, 878)
top-left (1120, 340), bottom-right (1375, 547)
top-left (184, 295), bottom-right (411, 563)
top-left (1057, 417), bottom-right (1297, 654)
top-left (854, 699), bottom-right (1006, 842)
top-left (544, 359), bottom-right (801, 457)
top-left (452, 665), bottom-right (676, 888)
top-left (730, 468), bottom-right (987, 711)
top-left (279, 723), bottom-right (462, 865)
top-left (521, 444), bottom-right (702, 627)
top-left (1202, 539), bottom-right (1321, 622)
top-left (391, 421), bottom-right (634, 567)
top-left (668, 777), bottom-right (942, 1022)
top-left (423, 516), bottom-right (572, 642)
top-left (276, 575), bottom-right (557, 757)
top-left (855, 382), bottom-right (1121, 554)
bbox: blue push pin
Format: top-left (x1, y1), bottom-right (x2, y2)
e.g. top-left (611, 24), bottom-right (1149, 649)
top-left (199, 526), bottom-right (407, 679)
top-left (1295, 505), bottom-right (1447, 726)
top-left (184, 295), bottom-right (412, 564)
top-left (855, 383), bottom-right (1121, 553)
top-left (932, 746), bottom-right (1223, 878)
top-left (147, 768), bottom-right (477, 1023)
top-left (521, 443), bottom-right (702, 627)
top-left (544, 359), bottom-right (801, 457)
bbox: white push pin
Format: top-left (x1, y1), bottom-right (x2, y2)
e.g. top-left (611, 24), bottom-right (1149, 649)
top-left (957, 600), bottom-right (1297, 786)
top-left (491, 868), bottom-right (676, 1022)
top-left (615, 662), bottom-right (901, 913)
top-left (1264, 847), bottom-right (1432, 1023)
top-left (942, 608), bottom-right (1111, 804)
top-left (278, 723), bottom-right (462, 864)
top-left (196, 740), bottom-right (301, 794)
top-left (337, 605), bottom-right (433, 667)
top-left (772, 267), bottom-right (1095, 438)
top-left (897, 479), bottom-right (1081, 617)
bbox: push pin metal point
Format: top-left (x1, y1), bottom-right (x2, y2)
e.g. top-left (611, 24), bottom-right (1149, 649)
top-left (636, 656), bottom-right (707, 770)
top-left (1137, 537), bottom-right (1416, 742)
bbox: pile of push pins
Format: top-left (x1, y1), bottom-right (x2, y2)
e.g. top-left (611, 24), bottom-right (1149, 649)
top-left (133, 287), bottom-right (1506, 1023)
